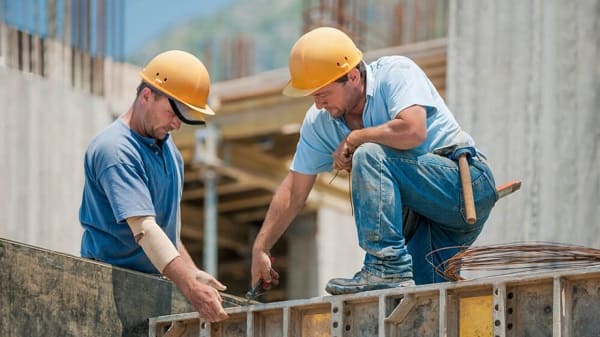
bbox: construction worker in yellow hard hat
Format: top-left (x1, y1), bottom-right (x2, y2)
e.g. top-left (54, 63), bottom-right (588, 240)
top-left (251, 27), bottom-right (498, 295)
top-left (79, 50), bottom-right (228, 322)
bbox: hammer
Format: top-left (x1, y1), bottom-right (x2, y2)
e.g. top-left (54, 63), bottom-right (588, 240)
top-left (435, 145), bottom-right (478, 224)
top-left (457, 151), bottom-right (477, 224)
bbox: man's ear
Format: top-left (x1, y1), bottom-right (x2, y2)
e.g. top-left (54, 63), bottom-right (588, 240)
top-left (348, 68), bottom-right (360, 83)
top-left (139, 87), bottom-right (152, 104)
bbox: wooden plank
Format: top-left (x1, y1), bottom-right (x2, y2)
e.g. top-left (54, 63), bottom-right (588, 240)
top-left (182, 181), bottom-right (257, 201)
top-left (209, 38), bottom-right (447, 104)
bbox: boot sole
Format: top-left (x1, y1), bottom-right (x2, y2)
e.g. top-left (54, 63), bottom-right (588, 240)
top-left (326, 280), bottom-right (415, 295)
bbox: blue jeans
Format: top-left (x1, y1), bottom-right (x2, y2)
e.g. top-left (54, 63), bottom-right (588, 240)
top-left (351, 143), bottom-right (497, 285)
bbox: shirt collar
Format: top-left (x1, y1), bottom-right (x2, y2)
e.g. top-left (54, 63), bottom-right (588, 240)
top-left (364, 60), bottom-right (375, 98)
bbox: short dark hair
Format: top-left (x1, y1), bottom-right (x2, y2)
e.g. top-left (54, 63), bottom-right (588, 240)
top-left (136, 81), bottom-right (163, 99)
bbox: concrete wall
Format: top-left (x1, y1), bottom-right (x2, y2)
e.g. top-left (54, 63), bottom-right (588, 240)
top-left (315, 206), bottom-right (363, 296)
top-left (0, 67), bottom-right (115, 255)
top-left (446, 0), bottom-right (600, 246)
top-left (287, 208), bottom-right (363, 298)
top-left (0, 238), bottom-right (194, 337)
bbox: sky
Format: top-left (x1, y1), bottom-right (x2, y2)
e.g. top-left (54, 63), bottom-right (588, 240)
top-left (124, 0), bottom-right (239, 57)
top-left (2, 0), bottom-right (239, 59)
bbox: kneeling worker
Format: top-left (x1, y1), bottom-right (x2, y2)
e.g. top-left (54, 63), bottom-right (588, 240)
top-left (251, 27), bottom-right (497, 295)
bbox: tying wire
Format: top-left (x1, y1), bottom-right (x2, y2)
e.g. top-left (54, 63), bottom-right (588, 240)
top-left (328, 169), bottom-right (354, 216)
top-left (328, 170), bottom-right (340, 184)
top-left (426, 242), bottom-right (600, 282)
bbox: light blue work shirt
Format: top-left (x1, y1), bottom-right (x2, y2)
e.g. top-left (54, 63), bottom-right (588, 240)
top-left (290, 56), bottom-right (474, 175)
top-left (79, 119), bottom-right (183, 274)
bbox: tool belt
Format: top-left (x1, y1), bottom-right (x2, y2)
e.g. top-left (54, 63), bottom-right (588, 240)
top-left (402, 207), bottom-right (421, 242)
top-left (403, 143), bottom-right (483, 242)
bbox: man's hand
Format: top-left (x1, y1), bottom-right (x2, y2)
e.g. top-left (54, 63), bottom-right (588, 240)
top-left (195, 269), bottom-right (227, 291)
top-left (251, 249), bottom-right (280, 290)
top-left (163, 257), bottom-right (228, 322)
top-left (185, 281), bottom-right (229, 322)
top-left (333, 137), bottom-right (356, 171)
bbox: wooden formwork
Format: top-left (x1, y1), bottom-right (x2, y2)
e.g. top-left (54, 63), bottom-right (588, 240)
top-left (149, 266), bottom-right (600, 337)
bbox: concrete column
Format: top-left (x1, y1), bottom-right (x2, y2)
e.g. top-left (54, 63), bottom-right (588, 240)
top-left (447, 0), bottom-right (600, 246)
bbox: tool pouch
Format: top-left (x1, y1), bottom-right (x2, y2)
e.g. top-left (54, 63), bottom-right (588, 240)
top-left (402, 207), bottom-right (421, 242)
top-left (432, 144), bottom-right (457, 157)
top-left (433, 144), bottom-right (477, 163)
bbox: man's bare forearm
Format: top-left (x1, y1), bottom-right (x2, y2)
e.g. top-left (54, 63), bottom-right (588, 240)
top-left (346, 105), bottom-right (427, 150)
top-left (253, 172), bottom-right (315, 253)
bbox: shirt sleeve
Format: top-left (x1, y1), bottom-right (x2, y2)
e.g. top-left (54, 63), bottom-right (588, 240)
top-left (290, 113), bottom-right (337, 175)
top-left (97, 163), bottom-right (156, 224)
top-left (290, 137), bottom-right (333, 175)
top-left (381, 58), bottom-right (438, 119)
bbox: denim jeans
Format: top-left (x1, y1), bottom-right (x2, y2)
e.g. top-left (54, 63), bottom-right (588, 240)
top-left (351, 143), bottom-right (497, 285)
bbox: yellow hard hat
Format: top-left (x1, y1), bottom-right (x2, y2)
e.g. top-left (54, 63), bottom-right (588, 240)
top-left (140, 50), bottom-right (214, 125)
top-left (283, 27), bottom-right (363, 97)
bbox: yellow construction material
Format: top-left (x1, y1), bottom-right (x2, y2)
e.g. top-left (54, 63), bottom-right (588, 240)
top-left (459, 295), bottom-right (493, 337)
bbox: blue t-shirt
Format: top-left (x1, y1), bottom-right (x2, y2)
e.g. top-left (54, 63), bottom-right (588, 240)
top-left (290, 56), bottom-right (474, 175)
top-left (79, 119), bottom-right (183, 274)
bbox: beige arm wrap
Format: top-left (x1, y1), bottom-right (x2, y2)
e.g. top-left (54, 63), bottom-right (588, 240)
top-left (127, 216), bottom-right (180, 273)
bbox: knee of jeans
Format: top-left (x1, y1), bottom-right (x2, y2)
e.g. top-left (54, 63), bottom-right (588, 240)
top-left (352, 143), bottom-right (385, 163)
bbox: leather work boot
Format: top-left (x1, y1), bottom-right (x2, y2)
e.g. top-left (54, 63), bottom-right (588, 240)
top-left (325, 270), bottom-right (415, 295)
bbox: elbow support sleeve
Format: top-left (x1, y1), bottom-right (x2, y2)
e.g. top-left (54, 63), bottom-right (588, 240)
top-left (127, 216), bottom-right (180, 273)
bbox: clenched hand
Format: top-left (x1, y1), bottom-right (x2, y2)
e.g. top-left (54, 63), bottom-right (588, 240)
top-left (333, 137), bottom-right (356, 171)
top-left (251, 249), bottom-right (279, 291)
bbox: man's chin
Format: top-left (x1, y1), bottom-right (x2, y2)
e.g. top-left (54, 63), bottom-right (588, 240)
top-left (154, 129), bottom-right (170, 140)
top-left (328, 110), bottom-right (343, 118)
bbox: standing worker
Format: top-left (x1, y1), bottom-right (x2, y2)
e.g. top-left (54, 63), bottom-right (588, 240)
top-left (251, 27), bottom-right (498, 295)
top-left (79, 50), bottom-right (228, 321)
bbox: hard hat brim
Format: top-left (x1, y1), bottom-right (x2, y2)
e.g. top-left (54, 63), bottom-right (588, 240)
top-left (282, 81), bottom-right (321, 97)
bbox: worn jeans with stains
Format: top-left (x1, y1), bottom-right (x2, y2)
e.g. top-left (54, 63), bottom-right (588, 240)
top-left (351, 143), bottom-right (497, 285)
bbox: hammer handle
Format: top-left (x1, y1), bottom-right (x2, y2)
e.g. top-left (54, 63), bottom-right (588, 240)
top-left (458, 154), bottom-right (477, 224)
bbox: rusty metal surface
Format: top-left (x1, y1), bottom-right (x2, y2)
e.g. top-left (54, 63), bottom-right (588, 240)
top-left (149, 266), bottom-right (600, 337)
top-left (569, 279), bottom-right (600, 337)
top-left (507, 283), bottom-right (553, 337)
top-left (254, 310), bottom-right (284, 337)
top-left (295, 306), bottom-right (331, 337)
top-left (392, 296), bottom-right (440, 337)
top-left (346, 301), bottom-right (379, 337)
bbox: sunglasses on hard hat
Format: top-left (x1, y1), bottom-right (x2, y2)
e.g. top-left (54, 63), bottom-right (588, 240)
top-left (144, 83), bottom-right (207, 125)
top-left (168, 97), bottom-right (206, 125)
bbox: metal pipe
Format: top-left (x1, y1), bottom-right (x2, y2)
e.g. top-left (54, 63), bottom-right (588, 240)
top-left (203, 168), bottom-right (217, 276)
top-left (196, 125), bottom-right (220, 276)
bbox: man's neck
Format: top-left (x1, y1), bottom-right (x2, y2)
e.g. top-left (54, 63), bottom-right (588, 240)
top-left (121, 107), bottom-right (144, 136)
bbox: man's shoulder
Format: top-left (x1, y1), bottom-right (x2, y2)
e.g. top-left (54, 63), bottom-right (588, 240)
top-left (370, 55), bottom-right (419, 71)
top-left (89, 119), bottom-right (124, 140)
top-left (368, 56), bottom-right (426, 90)
top-left (302, 104), bottom-right (327, 121)
top-left (86, 121), bottom-right (142, 165)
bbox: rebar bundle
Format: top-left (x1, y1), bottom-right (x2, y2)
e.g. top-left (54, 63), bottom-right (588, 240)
top-left (428, 242), bottom-right (600, 282)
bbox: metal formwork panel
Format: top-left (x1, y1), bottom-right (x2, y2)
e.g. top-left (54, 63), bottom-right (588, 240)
top-left (149, 267), bottom-right (600, 337)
